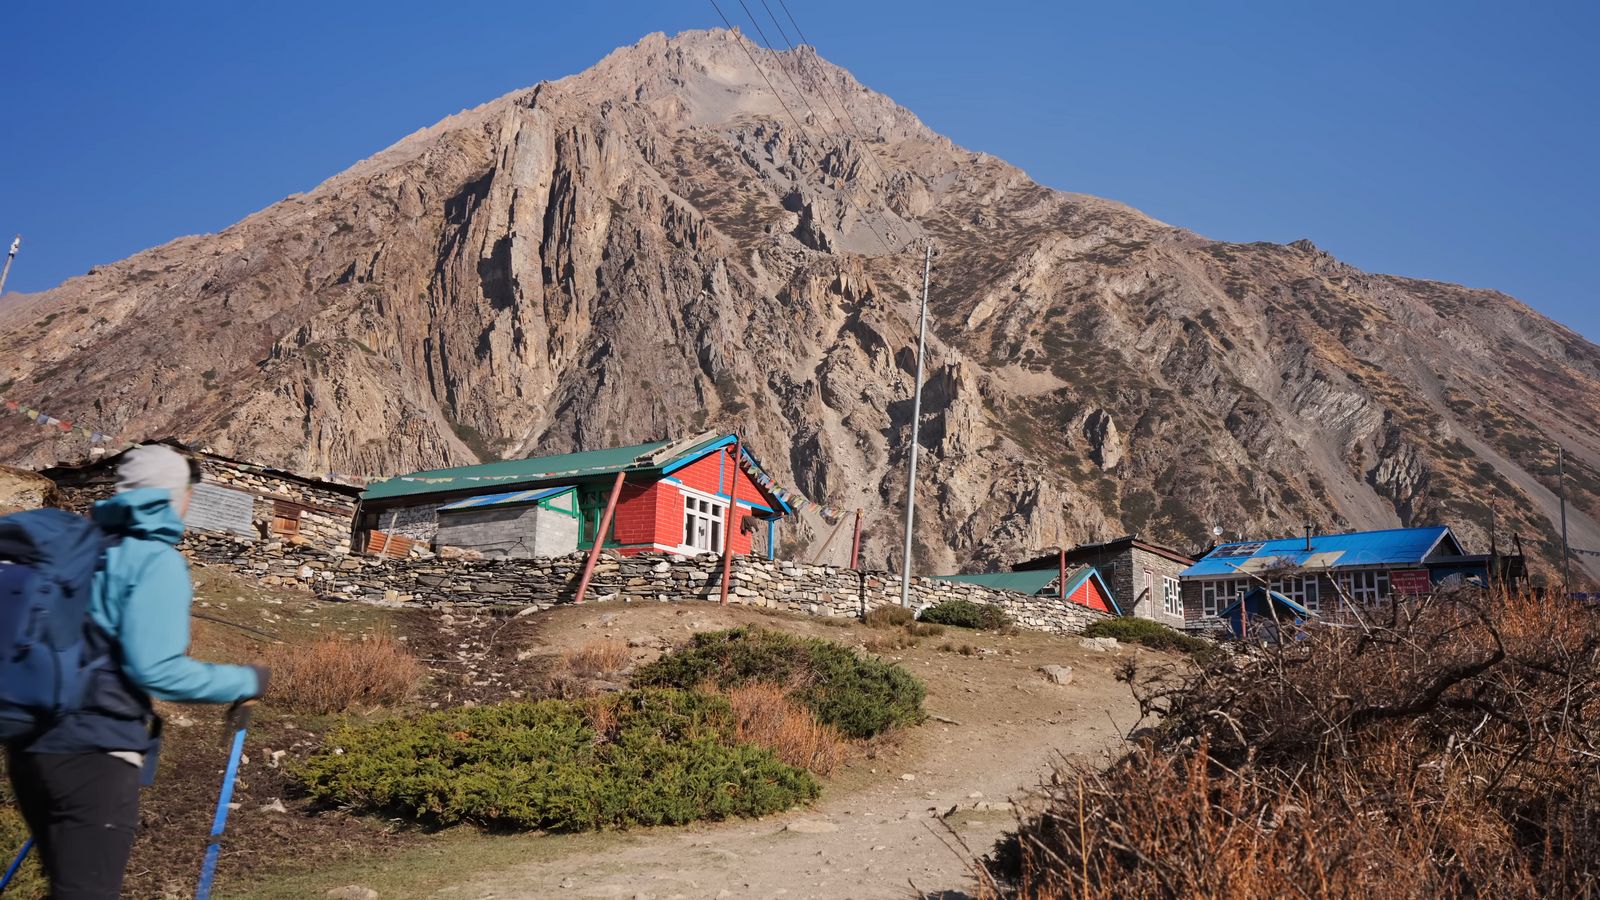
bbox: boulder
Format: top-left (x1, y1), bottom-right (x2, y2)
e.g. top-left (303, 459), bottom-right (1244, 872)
top-left (1039, 664), bottom-right (1074, 685)
top-left (0, 465), bottom-right (58, 514)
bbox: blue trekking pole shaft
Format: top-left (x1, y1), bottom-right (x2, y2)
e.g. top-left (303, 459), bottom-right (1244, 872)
top-left (0, 837), bottom-right (33, 893)
top-left (195, 726), bottom-right (247, 900)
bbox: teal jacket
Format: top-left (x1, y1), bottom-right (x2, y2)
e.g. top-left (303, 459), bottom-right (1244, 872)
top-left (88, 488), bottom-right (261, 703)
top-left (29, 488), bottom-right (260, 757)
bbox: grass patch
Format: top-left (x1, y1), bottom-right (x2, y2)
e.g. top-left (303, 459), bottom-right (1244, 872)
top-left (633, 626), bottom-right (926, 739)
top-left (864, 605), bottom-right (915, 629)
top-left (0, 802), bottom-right (44, 897)
top-left (296, 689), bottom-right (817, 832)
top-left (921, 599), bottom-right (1012, 632)
top-left (1082, 618), bottom-right (1219, 659)
top-left (263, 634), bottom-right (421, 715)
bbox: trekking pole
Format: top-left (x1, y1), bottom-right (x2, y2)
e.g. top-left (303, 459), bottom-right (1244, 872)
top-left (194, 722), bottom-right (248, 900)
top-left (0, 838), bottom-right (33, 893)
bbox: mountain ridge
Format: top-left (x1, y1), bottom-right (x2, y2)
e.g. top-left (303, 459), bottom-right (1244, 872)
top-left (2, 27), bottom-right (1597, 579)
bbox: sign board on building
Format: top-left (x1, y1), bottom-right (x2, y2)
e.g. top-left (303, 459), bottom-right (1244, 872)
top-left (1389, 568), bottom-right (1432, 597)
top-left (185, 483), bottom-right (256, 536)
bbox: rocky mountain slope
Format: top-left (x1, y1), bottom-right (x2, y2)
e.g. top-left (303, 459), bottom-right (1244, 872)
top-left (3, 28), bottom-right (1598, 578)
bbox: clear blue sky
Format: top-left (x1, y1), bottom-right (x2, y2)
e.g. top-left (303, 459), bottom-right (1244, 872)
top-left (3, 1), bottom-right (1596, 340)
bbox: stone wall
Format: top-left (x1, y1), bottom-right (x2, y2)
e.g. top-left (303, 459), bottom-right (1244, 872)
top-left (180, 535), bottom-right (1111, 635)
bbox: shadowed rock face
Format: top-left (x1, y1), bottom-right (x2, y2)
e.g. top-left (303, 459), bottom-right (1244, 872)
top-left (2, 28), bottom-right (1598, 578)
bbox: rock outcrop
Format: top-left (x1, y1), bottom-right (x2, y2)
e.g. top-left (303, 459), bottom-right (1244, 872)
top-left (2, 29), bottom-right (1598, 578)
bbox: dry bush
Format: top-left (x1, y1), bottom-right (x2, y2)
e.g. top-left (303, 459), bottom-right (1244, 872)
top-left (716, 681), bottom-right (846, 775)
top-left (562, 638), bottom-right (631, 679)
top-left (978, 589), bottom-right (1600, 899)
top-left (907, 621), bottom-right (946, 638)
top-left (864, 605), bottom-right (915, 629)
top-left (264, 634), bottom-right (421, 715)
top-left (863, 633), bottom-right (919, 654)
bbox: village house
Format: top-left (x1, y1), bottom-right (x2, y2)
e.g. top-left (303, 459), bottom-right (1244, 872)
top-left (43, 439), bottom-right (364, 554)
top-left (1178, 525), bottom-right (1523, 627)
top-left (1012, 535), bottom-right (1195, 627)
top-left (355, 432), bottom-right (793, 559)
top-left (932, 566), bottom-right (1120, 615)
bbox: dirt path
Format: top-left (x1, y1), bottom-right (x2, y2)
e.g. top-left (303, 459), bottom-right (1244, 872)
top-left (429, 604), bottom-right (1148, 900)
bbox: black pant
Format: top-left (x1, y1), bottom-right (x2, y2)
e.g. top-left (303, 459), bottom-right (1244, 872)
top-left (6, 750), bottom-right (139, 900)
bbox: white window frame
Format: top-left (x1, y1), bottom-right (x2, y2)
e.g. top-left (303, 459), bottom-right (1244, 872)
top-left (1269, 574), bottom-right (1320, 613)
top-left (680, 487), bottom-right (726, 554)
top-left (1200, 578), bottom-right (1247, 617)
top-left (1340, 570), bottom-right (1389, 604)
top-left (1162, 576), bottom-right (1182, 617)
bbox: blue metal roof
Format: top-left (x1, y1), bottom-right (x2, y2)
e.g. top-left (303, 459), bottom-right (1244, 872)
top-left (1182, 526), bottom-right (1461, 578)
top-left (437, 485), bottom-right (574, 511)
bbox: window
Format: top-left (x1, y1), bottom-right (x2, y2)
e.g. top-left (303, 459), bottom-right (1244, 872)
top-left (1162, 577), bottom-right (1182, 617)
top-left (682, 493), bottom-right (726, 553)
top-left (1341, 570), bottom-right (1389, 604)
top-left (1200, 578), bottom-right (1248, 617)
top-left (1269, 575), bottom-right (1320, 612)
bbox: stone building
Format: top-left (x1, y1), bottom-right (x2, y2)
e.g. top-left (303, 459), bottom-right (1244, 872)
top-left (432, 486), bottom-right (581, 559)
top-left (1177, 525), bottom-right (1520, 628)
top-left (43, 439), bottom-right (363, 554)
top-left (1013, 535), bottom-right (1196, 627)
top-left (357, 432), bottom-right (792, 558)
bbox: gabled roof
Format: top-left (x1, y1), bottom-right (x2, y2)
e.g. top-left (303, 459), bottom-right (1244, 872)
top-left (1014, 535), bottom-right (1196, 570)
top-left (931, 566), bottom-right (1121, 614)
top-left (934, 569), bottom-right (1060, 595)
top-left (1182, 526), bottom-right (1463, 578)
top-left (361, 433), bottom-right (792, 515)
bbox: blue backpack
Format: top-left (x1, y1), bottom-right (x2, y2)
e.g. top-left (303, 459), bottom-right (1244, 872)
top-left (0, 507), bottom-right (118, 744)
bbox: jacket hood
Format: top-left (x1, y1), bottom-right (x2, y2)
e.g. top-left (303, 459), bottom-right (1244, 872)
top-left (92, 487), bottom-right (187, 545)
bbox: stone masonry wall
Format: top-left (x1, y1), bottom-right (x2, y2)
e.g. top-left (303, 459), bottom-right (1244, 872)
top-left (181, 534), bottom-right (1111, 636)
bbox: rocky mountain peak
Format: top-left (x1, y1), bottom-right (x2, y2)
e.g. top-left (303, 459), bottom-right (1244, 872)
top-left (2, 29), bottom-right (1597, 579)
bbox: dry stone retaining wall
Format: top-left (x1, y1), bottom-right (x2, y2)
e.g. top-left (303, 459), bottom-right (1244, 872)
top-left (180, 536), bottom-right (1111, 635)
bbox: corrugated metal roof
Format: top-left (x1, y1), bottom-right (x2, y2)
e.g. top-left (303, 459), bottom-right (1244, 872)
top-left (932, 568), bottom-right (1060, 595)
top-left (1183, 526), bottom-right (1458, 578)
top-left (360, 434), bottom-right (800, 513)
top-left (437, 485), bottom-right (574, 511)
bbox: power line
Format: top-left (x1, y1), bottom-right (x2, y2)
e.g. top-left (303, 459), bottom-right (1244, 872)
top-left (754, 0), bottom-right (918, 250)
top-left (706, 0), bottom-right (899, 257)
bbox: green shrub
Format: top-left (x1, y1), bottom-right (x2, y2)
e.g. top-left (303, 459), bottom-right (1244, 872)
top-left (295, 689), bottom-right (817, 832)
top-left (920, 599), bottom-right (1012, 631)
top-left (633, 627), bottom-right (925, 739)
top-left (1083, 617), bottom-right (1219, 658)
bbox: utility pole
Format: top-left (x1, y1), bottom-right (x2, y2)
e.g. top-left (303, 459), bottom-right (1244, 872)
top-left (0, 236), bottom-right (19, 297)
top-left (1559, 447), bottom-right (1572, 597)
top-left (899, 242), bottom-right (933, 608)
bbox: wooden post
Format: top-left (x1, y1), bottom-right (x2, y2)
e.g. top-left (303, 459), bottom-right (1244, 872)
top-left (809, 514), bottom-right (849, 565)
top-left (848, 509), bottom-right (864, 570)
top-left (574, 471), bottom-right (625, 604)
top-left (1059, 546), bottom-right (1067, 604)
top-left (720, 439), bottom-right (742, 605)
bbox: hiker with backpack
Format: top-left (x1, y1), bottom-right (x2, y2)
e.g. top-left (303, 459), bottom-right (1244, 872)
top-left (1, 444), bottom-right (268, 899)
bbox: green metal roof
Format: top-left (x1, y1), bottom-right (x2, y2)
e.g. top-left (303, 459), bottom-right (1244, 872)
top-left (362, 436), bottom-right (717, 502)
top-left (931, 569), bottom-right (1061, 595)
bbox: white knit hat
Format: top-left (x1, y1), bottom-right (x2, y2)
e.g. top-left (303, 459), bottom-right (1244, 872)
top-left (116, 444), bottom-right (194, 498)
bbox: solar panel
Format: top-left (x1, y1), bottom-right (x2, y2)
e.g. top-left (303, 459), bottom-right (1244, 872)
top-left (1211, 542), bottom-right (1264, 558)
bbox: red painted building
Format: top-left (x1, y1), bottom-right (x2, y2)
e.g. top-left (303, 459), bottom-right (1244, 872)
top-left (357, 433), bottom-right (794, 558)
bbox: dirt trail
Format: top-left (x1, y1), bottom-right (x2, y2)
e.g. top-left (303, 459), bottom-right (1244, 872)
top-left (430, 604), bottom-right (1147, 900)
